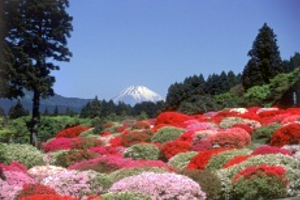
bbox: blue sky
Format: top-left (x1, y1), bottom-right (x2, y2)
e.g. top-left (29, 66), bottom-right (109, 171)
top-left (52, 0), bottom-right (300, 100)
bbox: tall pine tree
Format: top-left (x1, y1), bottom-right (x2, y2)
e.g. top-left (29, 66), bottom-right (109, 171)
top-left (1, 0), bottom-right (73, 146)
top-left (242, 23), bottom-right (284, 90)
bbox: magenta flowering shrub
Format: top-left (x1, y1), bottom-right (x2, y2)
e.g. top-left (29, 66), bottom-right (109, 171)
top-left (43, 137), bottom-right (74, 152)
top-left (109, 172), bottom-right (207, 200)
top-left (0, 161), bottom-right (27, 173)
top-left (68, 155), bottom-right (135, 173)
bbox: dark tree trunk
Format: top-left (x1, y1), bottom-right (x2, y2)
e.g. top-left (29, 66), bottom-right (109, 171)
top-left (30, 90), bottom-right (40, 147)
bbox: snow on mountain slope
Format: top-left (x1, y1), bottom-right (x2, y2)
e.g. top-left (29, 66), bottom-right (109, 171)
top-left (112, 86), bottom-right (164, 105)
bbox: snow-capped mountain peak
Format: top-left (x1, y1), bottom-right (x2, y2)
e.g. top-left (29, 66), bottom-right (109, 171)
top-left (113, 86), bottom-right (164, 105)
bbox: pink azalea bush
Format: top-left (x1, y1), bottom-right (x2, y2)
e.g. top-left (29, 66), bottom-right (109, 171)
top-left (109, 172), bottom-right (207, 200)
top-left (27, 165), bottom-right (67, 183)
top-left (41, 170), bottom-right (110, 199)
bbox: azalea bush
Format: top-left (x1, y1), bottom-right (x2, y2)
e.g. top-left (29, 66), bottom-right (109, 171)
top-left (0, 143), bottom-right (44, 168)
top-left (101, 191), bottom-right (151, 200)
top-left (167, 151), bottom-right (198, 170)
top-left (179, 169), bottom-right (222, 200)
top-left (251, 123), bottom-right (281, 143)
top-left (132, 120), bottom-right (151, 130)
top-left (251, 145), bottom-right (292, 156)
top-left (109, 166), bottom-right (169, 183)
top-left (231, 165), bottom-right (288, 200)
top-left (43, 137), bottom-right (75, 152)
top-left (270, 123), bottom-right (300, 147)
top-left (207, 128), bottom-right (251, 148)
top-left (206, 148), bottom-right (252, 171)
top-left (109, 172), bottom-right (207, 200)
top-left (18, 194), bottom-right (79, 200)
top-left (123, 143), bottom-right (161, 160)
top-left (56, 125), bottom-right (91, 138)
top-left (155, 111), bottom-right (193, 128)
top-left (16, 183), bottom-right (57, 199)
top-left (41, 170), bottom-right (112, 199)
top-left (187, 148), bottom-right (230, 170)
top-left (120, 130), bottom-right (152, 147)
top-left (222, 155), bottom-right (252, 169)
top-left (51, 149), bottom-right (99, 168)
top-left (151, 126), bottom-right (185, 143)
top-left (27, 165), bottom-right (67, 183)
top-left (161, 140), bottom-right (191, 159)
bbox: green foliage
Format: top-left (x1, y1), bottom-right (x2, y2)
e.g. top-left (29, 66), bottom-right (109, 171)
top-left (151, 126), bottom-right (185, 143)
top-left (243, 84), bottom-right (271, 106)
top-left (232, 175), bottom-right (287, 200)
top-left (52, 149), bottom-right (99, 168)
top-left (167, 151), bottom-right (198, 170)
top-left (214, 92), bottom-right (243, 109)
top-left (101, 192), bottom-right (151, 200)
top-left (179, 169), bottom-right (222, 200)
top-left (0, 142), bottom-right (44, 168)
top-left (205, 149), bottom-right (252, 171)
top-left (252, 123), bottom-right (281, 144)
top-left (123, 143), bottom-right (161, 160)
top-left (91, 117), bottom-right (104, 134)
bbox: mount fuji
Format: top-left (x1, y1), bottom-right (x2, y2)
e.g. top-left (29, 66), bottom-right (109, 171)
top-left (112, 86), bottom-right (164, 106)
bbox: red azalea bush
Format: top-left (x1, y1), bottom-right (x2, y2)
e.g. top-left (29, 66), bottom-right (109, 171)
top-left (231, 124), bottom-right (253, 134)
top-left (156, 112), bottom-right (193, 128)
top-left (18, 194), bottom-right (79, 200)
top-left (281, 115), bottom-right (300, 125)
top-left (232, 165), bottom-right (287, 184)
top-left (177, 130), bottom-right (197, 143)
top-left (251, 145), bottom-right (292, 156)
top-left (192, 140), bottom-right (212, 151)
top-left (116, 124), bottom-right (127, 133)
top-left (109, 137), bottom-right (122, 147)
top-left (270, 123), bottom-right (300, 147)
top-left (121, 130), bottom-right (154, 147)
top-left (16, 184), bottom-right (57, 199)
top-left (132, 120), bottom-right (151, 129)
top-left (161, 141), bottom-right (192, 159)
top-left (207, 128), bottom-right (251, 148)
top-left (43, 137), bottom-right (74, 152)
top-left (55, 125), bottom-right (91, 138)
top-left (222, 155), bottom-right (252, 168)
top-left (187, 148), bottom-right (230, 170)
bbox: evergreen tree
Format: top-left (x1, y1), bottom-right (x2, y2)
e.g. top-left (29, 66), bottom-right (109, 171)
top-left (242, 23), bottom-right (284, 90)
top-left (283, 52), bottom-right (300, 72)
top-left (65, 107), bottom-right (74, 117)
top-left (8, 99), bottom-right (29, 119)
top-left (1, 0), bottom-right (73, 146)
top-left (79, 96), bottom-right (102, 118)
top-left (53, 105), bottom-right (59, 116)
top-left (43, 107), bottom-right (49, 116)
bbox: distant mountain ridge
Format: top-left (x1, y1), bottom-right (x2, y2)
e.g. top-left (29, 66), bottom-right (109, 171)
top-left (0, 91), bottom-right (91, 114)
top-left (113, 86), bottom-right (164, 106)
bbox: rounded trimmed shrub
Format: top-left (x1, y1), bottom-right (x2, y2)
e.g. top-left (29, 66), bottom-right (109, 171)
top-left (123, 143), bottom-right (161, 160)
top-left (161, 140), bottom-right (192, 159)
top-left (206, 148), bottom-right (252, 171)
top-left (151, 126), bottom-right (185, 143)
top-left (0, 143), bottom-right (44, 168)
top-left (271, 123), bottom-right (300, 147)
top-left (179, 169), bottom-right (222, 200)
top-left (167, 151), bottom-right (198, 170)
top-left (231, 165), bottom-right (288, 200)
top-left (109, 172), bottom-right (206, 200)
top-left (251, 123), bottom-right (281, 143)
top-left (101, 191), bottom-right (151, 200)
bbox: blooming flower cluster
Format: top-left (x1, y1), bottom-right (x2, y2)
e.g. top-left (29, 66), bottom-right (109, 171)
top-left (109, 172), bottom-right (207, 200)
